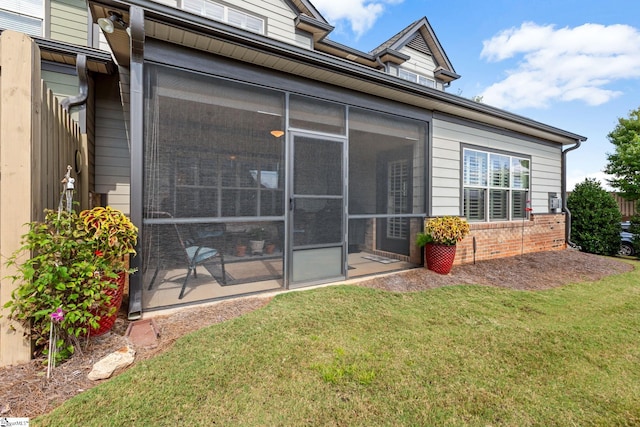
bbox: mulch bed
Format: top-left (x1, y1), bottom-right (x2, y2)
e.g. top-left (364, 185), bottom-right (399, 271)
top-left (0, 248), bottom-right (634, 419)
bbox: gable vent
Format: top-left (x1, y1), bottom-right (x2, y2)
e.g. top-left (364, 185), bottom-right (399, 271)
top-left (407, 34), bottom-right (431, 55)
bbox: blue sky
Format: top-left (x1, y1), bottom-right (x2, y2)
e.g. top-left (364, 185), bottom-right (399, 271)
top-left (312, 0), bottom-right (640, 190)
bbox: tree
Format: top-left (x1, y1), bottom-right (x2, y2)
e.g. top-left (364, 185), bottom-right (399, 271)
top-left (605, 107), bottom-right (640, 201)
top-left (567, 178), bottom-right (622, 255)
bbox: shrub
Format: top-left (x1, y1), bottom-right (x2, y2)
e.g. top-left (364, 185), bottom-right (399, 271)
top-left (567, 178), bottom-right (622, 255)
top-left (3, 207), bottom-right (137, 364)
top-left (417, 216), bottom-right (470, 247)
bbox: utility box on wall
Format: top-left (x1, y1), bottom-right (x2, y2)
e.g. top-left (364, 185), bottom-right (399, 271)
top-left (548, 192), bottom-right (561, 212)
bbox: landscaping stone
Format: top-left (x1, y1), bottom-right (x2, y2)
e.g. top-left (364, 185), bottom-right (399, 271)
top-left (88, 346), bottom-right (136, 381)
top-left (125, 319), bottom-right (160, 348)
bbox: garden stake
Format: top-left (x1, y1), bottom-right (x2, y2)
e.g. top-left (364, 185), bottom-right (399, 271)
top-left (473, 236), bottom-right (476, 264)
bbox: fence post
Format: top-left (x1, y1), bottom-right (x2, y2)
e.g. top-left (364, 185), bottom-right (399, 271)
top-left (0, 31), bottom-right (41, 366)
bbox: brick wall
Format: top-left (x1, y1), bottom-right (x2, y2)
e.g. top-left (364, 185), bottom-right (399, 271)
top-left (454, 213), bottom-right (566, 265)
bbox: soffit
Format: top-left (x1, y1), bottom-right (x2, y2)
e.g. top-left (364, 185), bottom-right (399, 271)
top-left (39, 50), bottom-right (113, 74)
top-left (91, 4), bottom-right (132, 66)
top-left (1, 30), bottom-right (115, 74)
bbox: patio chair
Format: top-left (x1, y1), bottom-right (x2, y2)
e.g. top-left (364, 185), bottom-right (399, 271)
top-left (146, 212), bottom-right (226, 299)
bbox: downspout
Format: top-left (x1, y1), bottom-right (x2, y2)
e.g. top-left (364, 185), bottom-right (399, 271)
top-left (60, 54), bottom-right (88, 133)
top-left (561, 140), bottom-right (582, 248)
top-left (375, 55), bottom-right (387, 73)
top-left (128, 5), bottom-right (146, 321)
top-left (60, 54), bottom-right (89, 209)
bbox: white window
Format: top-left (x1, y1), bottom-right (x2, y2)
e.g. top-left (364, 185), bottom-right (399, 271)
top-left (182, 0), bottom-right (264, 34)
top-left (398, 69), bottom-right (436, 88)
top-left (0, 0), bottom-right (44, 37)
top-left (463, 148), bottom-right (530, 221)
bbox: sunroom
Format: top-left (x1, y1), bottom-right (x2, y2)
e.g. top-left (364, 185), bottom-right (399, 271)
top-left (140, 61), bottom-right (426, 310)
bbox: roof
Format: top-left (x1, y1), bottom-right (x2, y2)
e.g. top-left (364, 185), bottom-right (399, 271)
top-left (371, 17), bottom-right (459, 81)
top-left (87, 0), bottom-right (585, 145)
top-left (371, 19), bottom-right (421, 56)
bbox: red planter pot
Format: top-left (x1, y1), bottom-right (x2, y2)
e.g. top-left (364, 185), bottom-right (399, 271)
top-left (89, 271), bottom-right (126, 337)
top-left (425, 243), bottom-right (457, 275)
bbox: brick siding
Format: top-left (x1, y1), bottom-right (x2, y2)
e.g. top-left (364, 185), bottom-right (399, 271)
top-left (453, 213), bottom-right (566, 265)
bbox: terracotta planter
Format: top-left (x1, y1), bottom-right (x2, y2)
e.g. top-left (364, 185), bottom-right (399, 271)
top-left (235, 245), bottom-right (247, 257)
top-left (89, 271), bottom-right (126, 337)
top-left (425, 243), bottom-right (457, 275)
top-left (264, 243), bottom-right (276, 254)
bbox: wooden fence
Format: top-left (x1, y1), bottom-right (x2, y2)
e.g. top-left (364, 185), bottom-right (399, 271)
top-left (0, 31), bottom-right (88, 366)
top-left (612, 193), bottom-right (637, 220)
top-left (566, 191), bottom-right (638, 221)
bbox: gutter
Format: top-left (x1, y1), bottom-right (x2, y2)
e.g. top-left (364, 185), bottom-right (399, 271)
top-left (561, 140), bottom-right (584, 248)
top-left (90, 0), bottom-right (585, 144)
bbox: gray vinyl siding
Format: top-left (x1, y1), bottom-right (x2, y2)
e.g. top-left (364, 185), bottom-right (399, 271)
top-left (91, 23), bottom-right (112, 52)
top-left (94, 70), bottom-right (131, 215)
top-left (41, 70), bottom-right (78, 99)
top-left (41, 70), bottom-right (81, 123)
top-left (396, 47), bottom-right (444, 91)
top-left (149, 0), bottom-right (308, 49)
top-left (432, 117), bottom-right (563, 216)
top-left (398, 46), bottom-right (437, 77)
top-left (50, 0), bottom-right (88, 45)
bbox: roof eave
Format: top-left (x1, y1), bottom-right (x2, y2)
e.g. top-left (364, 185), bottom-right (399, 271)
top-left (87, 0), bottom-right (586, 144)
top-left (0, 29), bottom-right (116, 74)
top-left (294, 14), bottom-right (333, 42)
top-left (434, 68), bottom-right (460, 83)
top-left (376, 48), bottom-right (410, 65)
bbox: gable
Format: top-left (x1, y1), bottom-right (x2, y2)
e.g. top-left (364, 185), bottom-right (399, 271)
top-left (371, 17), bottom-right (460, 84)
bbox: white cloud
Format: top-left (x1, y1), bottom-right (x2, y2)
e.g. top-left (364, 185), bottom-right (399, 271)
top-left (312, 0), bottom-right (403, 38)
top-left (567, 169), bottom-right (614, 192)
top-left (479, 22), bottom-right (640, 109)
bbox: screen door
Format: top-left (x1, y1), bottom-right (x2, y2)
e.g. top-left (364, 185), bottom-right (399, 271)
top-left (289, 133), bottom-right (346, 285)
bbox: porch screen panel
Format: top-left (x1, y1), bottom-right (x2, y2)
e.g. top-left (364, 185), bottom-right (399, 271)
top-left (293, 136), bottom-right (343, 246)
top-left (348, 108), bottom-right (426, 215)
top-left (289, 95), bottom-right (346, 135)
top-left (141, 64), bottom-right (285, 310)
top-left (144, 64), bottom-right (285, 220)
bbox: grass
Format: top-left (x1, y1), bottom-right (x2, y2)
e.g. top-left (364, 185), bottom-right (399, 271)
top-left (36, 263), bottom-right (640, 426)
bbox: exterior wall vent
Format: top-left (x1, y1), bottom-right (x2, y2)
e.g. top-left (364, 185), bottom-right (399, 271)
top-left (407, 34), bottom-right (431, 55)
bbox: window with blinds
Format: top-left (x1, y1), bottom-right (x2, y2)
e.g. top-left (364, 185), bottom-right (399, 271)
top-left (182, 0), bottom-right (264, 34)
top-left (463, 148), bottom-right (530, 221)
top-left (398, 69), bottom-right (436, 89)
top-left (0, 0), bottom-right (44, 37)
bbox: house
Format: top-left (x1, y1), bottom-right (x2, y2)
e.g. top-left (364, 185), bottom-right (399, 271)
top-left (0, 0), bottom-right (585, 365)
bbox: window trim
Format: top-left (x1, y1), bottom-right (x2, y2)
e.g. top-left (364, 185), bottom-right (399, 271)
top-left (398, 68), bottom-right (436, 89)
top-left (461, 145), bottom-right (531, 222)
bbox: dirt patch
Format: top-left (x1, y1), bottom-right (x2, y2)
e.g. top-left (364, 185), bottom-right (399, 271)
top-left (0, 248), bottom-right (633, 419)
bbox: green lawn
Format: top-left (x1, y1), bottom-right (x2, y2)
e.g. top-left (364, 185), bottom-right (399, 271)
top-left (36, 262), bottom-right (640, 426)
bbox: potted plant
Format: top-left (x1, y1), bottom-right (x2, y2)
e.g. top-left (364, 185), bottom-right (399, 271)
top-left (264, 242), bottom-right (276, 255)
top-left (3, 206), bottom-right (137, 364)
top-left (235, 240), bottom-right (247, 257)
top-left (248, 226), bottom-right (266, 255)
top-left (79, 206), bottom-right (138, 336)
top-left (416, 216), bottom-right (470, 274)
